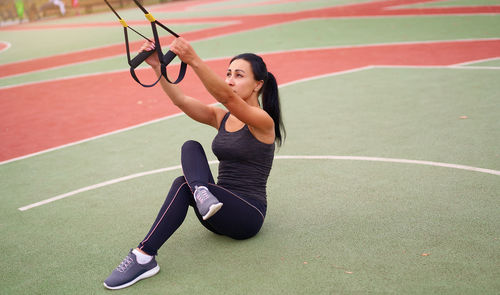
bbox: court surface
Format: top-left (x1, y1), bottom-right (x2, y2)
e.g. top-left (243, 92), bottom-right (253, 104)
top-left (1, 0), bottom-right (499, 294)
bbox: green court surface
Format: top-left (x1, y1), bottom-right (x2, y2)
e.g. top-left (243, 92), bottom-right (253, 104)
top-left (1, 0), bottom-right (499, 294)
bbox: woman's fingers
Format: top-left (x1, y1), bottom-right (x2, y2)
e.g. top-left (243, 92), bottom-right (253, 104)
top-left (169, 37), bottom-right (196, 64)
top-left (140, 41), bottom-right (155, 52)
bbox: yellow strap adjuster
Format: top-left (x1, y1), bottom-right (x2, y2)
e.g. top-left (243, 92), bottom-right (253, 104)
top-left (145, 13), bottom-right (156, 22)
top-left (119, 19), bottom-right (128, 27)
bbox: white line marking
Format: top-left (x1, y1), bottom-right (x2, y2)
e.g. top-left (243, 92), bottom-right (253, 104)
top-left (7, 61), bottom-right (492, 92)
top-left (0, 112), bottom-right (183, 165)
top-left (275, 155), bottom-right (500, 176)
top-left (17, 160), bottom-right (217, 212)
top-left (0, 66), bottom-right (130, 90)
top-left (0, 42), bottom-right (126, 73)
top-left (451, 56), bottom-right (500, 66)
top-left (17, 164), bottom-right (179, 212)
top-left (279, 64), bottom-right (500, 88)
top-left (0, 56), bottom-right (126, 85)
top-left (279, 66), bottom-right (375, 88)
top-left (18, 155), bottom-right (499, 211)
top-left (3, 37), bottom-right (498, 90)
top-left (449, 65), bottom-right (500, 70)
top-left (374, 65), bottom-right (500, 70)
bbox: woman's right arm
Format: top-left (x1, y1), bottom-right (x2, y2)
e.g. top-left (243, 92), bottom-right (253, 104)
top-left (142, 42), bottom-right (225, 129)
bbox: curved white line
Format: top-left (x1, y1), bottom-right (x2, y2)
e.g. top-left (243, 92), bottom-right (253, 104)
top-left (18, 164), bottom-right (181, 212)
top-left (275, 155), bottom-right (500, 176)
top-left (18, 156), bottom-right (499, 211)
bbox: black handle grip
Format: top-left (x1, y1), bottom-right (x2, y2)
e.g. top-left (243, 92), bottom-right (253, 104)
top-left (130, 50), bottom-right (155, 69)
top-left (160, 50), bottom-right (187, 84)
top-left (162, 50), bottom-right (177, 65)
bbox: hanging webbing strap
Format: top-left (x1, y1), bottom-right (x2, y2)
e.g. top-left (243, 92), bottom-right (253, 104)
top-left (132, 0), bottom-right (187, 85)
top-left (103, 0), bottom-right (186, 87)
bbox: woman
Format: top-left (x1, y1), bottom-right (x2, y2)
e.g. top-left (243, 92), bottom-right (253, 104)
top-left (104, 37), bottom-right (285, 290)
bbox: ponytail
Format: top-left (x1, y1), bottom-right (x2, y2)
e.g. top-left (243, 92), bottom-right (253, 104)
top-left (230, 53), bottom-right (286, 146)
top-left (262, 71), bottom-right (285, 146)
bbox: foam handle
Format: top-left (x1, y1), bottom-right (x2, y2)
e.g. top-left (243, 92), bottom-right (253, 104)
top-left (130, 50), bottom-right (155, 69)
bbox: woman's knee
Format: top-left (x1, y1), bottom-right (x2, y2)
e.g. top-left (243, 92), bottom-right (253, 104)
top-left (164, 176), bottom-right (192, 206)
top-left (181, 140), bottom-right (202, 152)
top-left (171, 176), bottom-right (187, 188)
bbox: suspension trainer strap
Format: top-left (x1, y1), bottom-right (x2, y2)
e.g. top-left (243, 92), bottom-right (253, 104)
top-left (104, 0), bottom-right (162, 87)
top-left (132, 0), bottom-right (187, 84)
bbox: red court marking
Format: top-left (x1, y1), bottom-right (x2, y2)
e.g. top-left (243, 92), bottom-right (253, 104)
top-left (1, 39), bottom-right (499, 162)
top-left (186, 0), bottom-right (310, 10)
top-left (0, 42), bottom-right (10, 54)
top-left (0, 0), bottom-right (498, 78)
top-left (151, 0), bottom-right (230, 12)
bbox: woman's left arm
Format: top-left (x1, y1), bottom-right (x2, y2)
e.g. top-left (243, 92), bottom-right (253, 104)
top-left (169, 38), bottom-right (274, 133)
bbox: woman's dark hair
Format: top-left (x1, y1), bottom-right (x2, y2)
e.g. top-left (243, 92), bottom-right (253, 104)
top-left (230, 53), bottom-right (286, 146)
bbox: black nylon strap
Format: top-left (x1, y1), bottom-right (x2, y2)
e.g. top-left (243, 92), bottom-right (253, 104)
top-left (132, 0), bottom-right (149, 14)
top-left (155, 19), bottom-right (179, 38)
top-left (104, 0), bottom-right (186, 87)
top-left (103, 0), bottom-right (160, 87)
top-left (103, 0), bottom-right (120, 19)
top-left (125, 26), bottom-right (162, 88)
top-left (105, 0), bottom-right (150, 42)
top-left (131, 0), bottom-right (187, 85)
top-left (162, 51), bottom-right (187, 84)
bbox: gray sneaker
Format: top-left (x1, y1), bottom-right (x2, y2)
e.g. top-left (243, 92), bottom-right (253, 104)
top-left (194, 185), bottom-right (223, 220)
top-left (103, 250), bottom-right (160, 290)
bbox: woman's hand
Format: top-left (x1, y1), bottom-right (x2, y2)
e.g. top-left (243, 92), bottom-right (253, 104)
top-left (141, 38), bottom-right (199, 69)
top-left (140, 41), bottom-right (160, 68)
top-left (169, 37), bottom-right (200, 66)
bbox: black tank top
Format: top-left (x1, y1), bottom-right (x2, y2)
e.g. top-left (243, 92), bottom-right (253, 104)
top-left (212, 112), bottom-right (275, 204)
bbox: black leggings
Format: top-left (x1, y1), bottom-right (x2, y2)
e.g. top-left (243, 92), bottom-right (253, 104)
top-left (138, 140), bottom-right (266, 256)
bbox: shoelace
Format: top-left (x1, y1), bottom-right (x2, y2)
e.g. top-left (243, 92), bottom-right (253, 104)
top-left (195, 187), bottom-right (210, 203)
top-left (117, 255), bottom-right (134, 272)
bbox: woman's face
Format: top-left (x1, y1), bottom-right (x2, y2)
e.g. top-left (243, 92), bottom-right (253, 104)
top-left (226, 59), bottom-right (262, 101)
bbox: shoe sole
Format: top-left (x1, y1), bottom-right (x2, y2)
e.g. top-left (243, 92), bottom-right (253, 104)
top-left (202, 202), bottom-right (223, 220)
top-left (103, 265), bottom-right (160, 290)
